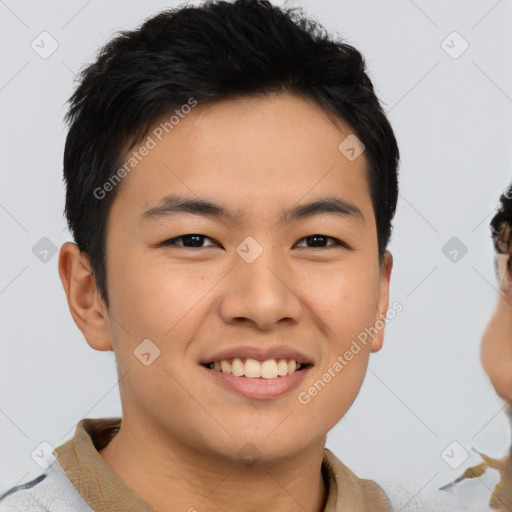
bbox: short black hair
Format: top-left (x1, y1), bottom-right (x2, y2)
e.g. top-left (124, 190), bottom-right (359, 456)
top-left (63, 0), bottom-right (400, 308)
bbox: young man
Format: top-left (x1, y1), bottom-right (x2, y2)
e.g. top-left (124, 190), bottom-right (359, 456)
top-left (0, 1), bottom-right (399, 510)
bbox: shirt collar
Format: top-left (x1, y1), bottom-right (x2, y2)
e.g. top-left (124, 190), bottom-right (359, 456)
top-left (54, 417), bottom-right (390, 512)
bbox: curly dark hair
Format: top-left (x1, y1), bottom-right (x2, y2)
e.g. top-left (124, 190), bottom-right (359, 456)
top-left (490, 184), bottom-right (512, 282)
top-left (491, 184), bottom-right (512, 255)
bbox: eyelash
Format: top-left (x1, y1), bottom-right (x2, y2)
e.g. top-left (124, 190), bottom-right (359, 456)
top-left (160, 234), bottom-right (350, 250)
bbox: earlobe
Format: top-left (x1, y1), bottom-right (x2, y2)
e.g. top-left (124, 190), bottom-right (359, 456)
top-left (58, 242), bottom-right (113, 351)
top-left (370, 250), bottom-right (393, 353)
top-left (370, 313), bottom-right (386, 352)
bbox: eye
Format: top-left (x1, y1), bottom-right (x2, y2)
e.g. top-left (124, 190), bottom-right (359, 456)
top-left (161, 234), bottom-right (217, 248)
top-left (295, 234), bottom-right (349, 249)
top-left (158, 233), bottom-right (348, 250)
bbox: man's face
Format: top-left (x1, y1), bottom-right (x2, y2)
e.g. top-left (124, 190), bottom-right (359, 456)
top-left (97, 93), bottom-right (392, 462)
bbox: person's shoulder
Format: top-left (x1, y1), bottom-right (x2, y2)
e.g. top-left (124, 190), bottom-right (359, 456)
top-left (0, 461), bottom-right (93, 512)
top-left (357, 476), bottom-right (394, 510)
top-left (323, 448), bottom-right (393, 511)
top-left (0, 473), bottom-right (48, 511)
top-left (342, 465), bottom-right (393, 511)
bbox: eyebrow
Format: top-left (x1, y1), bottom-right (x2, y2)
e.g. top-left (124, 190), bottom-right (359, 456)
top-left (139, 194), bottom-right (365, 225)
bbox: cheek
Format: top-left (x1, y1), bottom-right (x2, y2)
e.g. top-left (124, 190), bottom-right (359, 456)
top-left (300, 261), bottom-right (380, 347)
top-left (298, 274), bottom-right (376, 427)
top-left (108, 252), bottom-right (218, 339)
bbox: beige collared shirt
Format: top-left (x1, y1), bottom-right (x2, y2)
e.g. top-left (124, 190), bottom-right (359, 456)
top-left (54, 417), bottom-right (392, 512)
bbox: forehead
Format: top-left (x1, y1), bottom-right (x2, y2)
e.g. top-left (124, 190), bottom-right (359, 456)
top-left (109, 92), bottom-right (372, 228)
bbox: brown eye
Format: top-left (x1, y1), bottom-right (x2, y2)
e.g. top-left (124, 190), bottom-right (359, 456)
top-left (295, 235), bottom-right (348, 249)
top-left (162, 234), bottom-right (217, 248)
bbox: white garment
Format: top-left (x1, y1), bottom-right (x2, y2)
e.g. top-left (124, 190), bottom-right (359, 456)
top-left (0, 460), bottom-right (93, 512)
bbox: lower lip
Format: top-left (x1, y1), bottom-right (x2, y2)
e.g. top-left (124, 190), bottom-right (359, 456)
top-left (201, 365), bottom-right (311, 400)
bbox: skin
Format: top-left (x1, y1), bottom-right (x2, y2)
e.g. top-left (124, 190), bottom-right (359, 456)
top-left (58, 92), bottom-right (393, 512)
top-left (481, 253), bottom-right (512, 404)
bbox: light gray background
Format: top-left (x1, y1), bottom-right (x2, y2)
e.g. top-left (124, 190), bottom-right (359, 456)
top-left (1, 0), bottom-right (512, 509)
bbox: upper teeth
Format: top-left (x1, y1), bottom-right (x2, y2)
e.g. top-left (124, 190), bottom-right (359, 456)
top-left (209, 358), bottom-right (302, 379)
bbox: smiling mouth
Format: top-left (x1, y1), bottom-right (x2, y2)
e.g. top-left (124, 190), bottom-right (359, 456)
top-left (202, 358), bottom-right (311, 379)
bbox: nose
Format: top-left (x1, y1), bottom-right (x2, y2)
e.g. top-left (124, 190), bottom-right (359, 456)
top-left (217, 246), bottom-right (303, 330)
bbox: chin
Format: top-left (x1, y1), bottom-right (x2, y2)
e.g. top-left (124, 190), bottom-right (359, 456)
top-left (205, 425), bottom-right (319, 465)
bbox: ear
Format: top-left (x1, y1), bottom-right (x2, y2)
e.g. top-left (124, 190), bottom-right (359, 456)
top-left (370, 250), bottom-right (393, 353)
top-left (58, 241), bottom-right (113, 351)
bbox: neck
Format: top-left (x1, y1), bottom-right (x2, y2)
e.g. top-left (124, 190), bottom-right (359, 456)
top-left (99, 417), bottom-right (327, 512)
